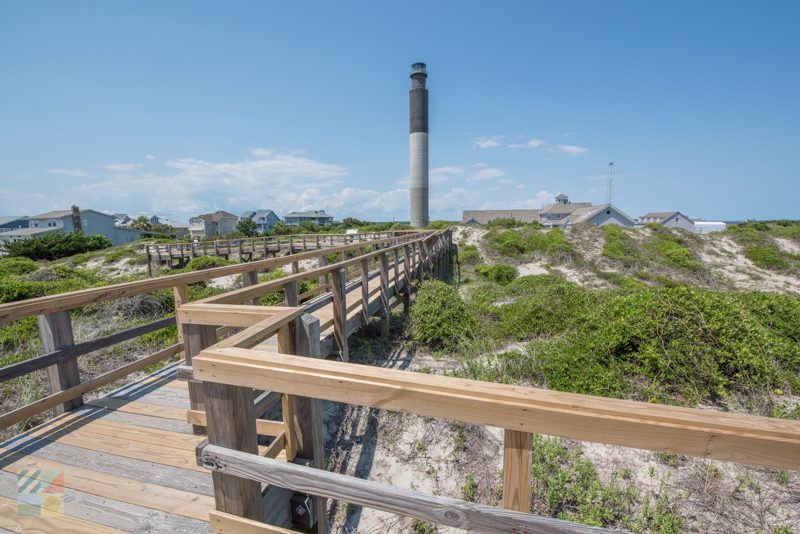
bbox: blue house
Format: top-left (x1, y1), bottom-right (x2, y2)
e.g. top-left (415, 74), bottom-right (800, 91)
top-left (0, 216), bottom-right (29, 233)
top-left (24, 209), bottom-right (142, 246)
top-left (240, 210), bottom-right (281, 233)
top-left (283, 210), bottom-right (334, 227)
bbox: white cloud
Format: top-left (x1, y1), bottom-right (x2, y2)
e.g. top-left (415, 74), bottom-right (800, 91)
top-left (507, 139), bottom-right (545, 149)
top-left (554, 144), bottom-right (588, 156)
top-left (145, 154), bottom-right (156, 160)
top-left (497, 178), bottom-right (514, 184)
top-left (430, 166), bottom-right (466, 184)
top-left (251, 148), bottom-right (271, 157)
top-left (47, 169), bottom-right (89, 177)
top-left (471, 168), bottom-right (506, 181)
top-left (103, 163), bottom-right (141, 171)
top-left (472, 137), bottom-right (501, 149)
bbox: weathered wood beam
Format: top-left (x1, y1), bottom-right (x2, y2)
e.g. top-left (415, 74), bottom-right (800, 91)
top-left (198, 444), bottom-right (619, 534)
top-left (38, 311), bottom-right (82, 414)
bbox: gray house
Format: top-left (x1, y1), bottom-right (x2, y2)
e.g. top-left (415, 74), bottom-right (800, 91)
top-left (637, 212), bottom-right (695, 231)
top-left (240, 210), bottom-right (281, 233)
top-left (189, 211), bottom-right (238, 237)
top-left (3, 209), bottom-right (142, 246)
top-left (461, 194), bottom-right (636, 228)
top-left (283, 210), bottom-right (334, 227)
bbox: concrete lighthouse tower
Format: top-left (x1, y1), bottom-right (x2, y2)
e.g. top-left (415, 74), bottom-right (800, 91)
top-left (409, 62), bottom-right (429, 228)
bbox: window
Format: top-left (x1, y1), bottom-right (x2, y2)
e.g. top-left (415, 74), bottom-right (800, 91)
top-left (606, 210), bottom-right (611, 215)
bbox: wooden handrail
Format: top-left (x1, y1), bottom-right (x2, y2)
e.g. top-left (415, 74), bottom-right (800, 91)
top-left (193, 347), bottom-right (800, 470)
top-left (0, 232), bottom-right (428, 324)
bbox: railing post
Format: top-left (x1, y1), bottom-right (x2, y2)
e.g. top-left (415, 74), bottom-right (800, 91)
top-left (318, 253), bottom-right (329, 287)
top-left (242, 270), bottom-right (259, 306)
top-left (392, 248), bottom-right (401, 296)
top-left (183, 323), bottom-right (216, 434)
top-left (330, 267), bottom-right (349, 361)
top-left (203, 372), bottom-right (261, 520)
top-left (285, 279), bottom-right (299, 307)
top-left (502, 429), bottom-right (532, 512)
top-left (38, 310), bottom-right (82, 414)
top-left (359, 258), bottom-right (370, 325)
top-left (378, 252), bottom-right (390, 337)
top-left (291, 260), bottom-right (299, 275)
top-left (402, 245), bottom-right (413, 314)
top-left (278, 314), bottom-right (328, 533)
top-left (172, 284), bottom-right (189, 344)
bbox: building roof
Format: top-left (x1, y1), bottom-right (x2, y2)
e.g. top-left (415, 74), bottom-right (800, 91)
top-left (241, 209), bottom-right (277, 219)
top-left (28, 210), bottom-right (72, 219)
top-left (638, 211), bottom-right (682, 222)
top-left (461, 210), bottom-right (541, 225)
top-left (0, 216), bottom-right (27, 225)
top-left (284, 210), bottom-right (333, 218)
top-left (572, 204), bottom-right (637, 225)
top-left (554, 193), bottom-right (568, 199)
top-left (1, 227), bottom-right (56, 237)
top-left (196, 210), bottom-right (238, 222)
top-left (539, 202), bottom-right (592, 216)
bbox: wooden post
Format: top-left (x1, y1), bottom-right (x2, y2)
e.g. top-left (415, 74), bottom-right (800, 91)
top-left (285, 279), bottom-right (299, 307)
top-left (203, 377), bottom-right (261, 520)
top-left (378, 252), bottom-right (390, 337)
top-left (172, 284), bottom-right (189, 343)
top-left (183, 323), bottom-right (216, 434)
top-left (502, 429), bottom-right (532, 512)
top-left (392, 249), bottom-right (401, 296)
top-left (330, 267), bottom-right (349, 361)
top-left (318, 254), bottom-right (329, 287)
top-left (359, 258), bottom-right (370, 325)
top-left (242, 270), bottom-right (259, 306)
top-left (315, 235), bottom-right (320, 248)
top-left (291, 261), bottom-right (299, 275)
top-left (38, 311), bottom-right (82, 414)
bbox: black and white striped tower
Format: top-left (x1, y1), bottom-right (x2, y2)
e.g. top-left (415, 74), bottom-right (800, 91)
top-left (409, 62), bottom-right (429, 228)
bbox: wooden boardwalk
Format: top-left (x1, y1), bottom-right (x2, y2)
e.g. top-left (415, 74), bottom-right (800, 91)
top-left (0, 260), bottom-right (407, 533)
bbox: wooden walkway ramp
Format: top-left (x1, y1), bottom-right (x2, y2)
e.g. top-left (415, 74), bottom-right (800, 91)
top-left (0, 365), bottom-right (215, 534)
top-left (0, 251), bottom-right (418, 533)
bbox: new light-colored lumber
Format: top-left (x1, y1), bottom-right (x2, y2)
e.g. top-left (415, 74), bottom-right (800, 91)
top-left (198, 444), bottom-right (617, 534)
top-left (86, 398), bottom-right (187, 420)
top-left (0, 495), bottom-right (127, 534)
top-left (502, 429), bottom-right (532, 512)
top-left (0, 447), bottom-right (214, 520)
top-left (188, 409), bottom-right (284, 437)
top-left (193, 348), bottom-right (800, 470)
top-left (209, 510), bottom-right (301, 534)
top-left (178, 304), bottom-right (298, 327)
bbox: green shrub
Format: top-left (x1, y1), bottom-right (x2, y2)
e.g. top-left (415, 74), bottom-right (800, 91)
top-left (485, 218), bottom-right (535, 229)
top-left (540, 287), bottom-right (800, 404)
top-left (602, 225), bottom-right (641, 265)
top-left (5, 232), bottom-right (112, 260)
top-left (104, 248), bottom-right (134, 263)
top-left (0, 257), bottom-right (39, 277)
top-left (646, 228), bottom-right (701, 270)
top-left (411, 280), bottom-right (477, 352)
top-left (530, 434), bottom-right (682, 532)
top-left (425, 220), bottom-right (453, 230)
top-left (475, 264), bottom-right (517, 285)
top-left (458, 244), bottom-right (481, 265)
top-left (183, 255), bottom-right (235, 271)
top-left (745, 245), bottom-right (789, 270)
top-left (485, 228), bottom-right (578, 263)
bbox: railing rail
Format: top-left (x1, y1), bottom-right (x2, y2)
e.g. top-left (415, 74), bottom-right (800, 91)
top-left (0, 230), bottom-right (446, 435)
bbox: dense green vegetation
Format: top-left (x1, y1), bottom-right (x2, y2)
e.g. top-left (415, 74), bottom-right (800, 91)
top-left (413, 274), bottom-right (799, 415)
top-left (484, 217), bottom-right (541, 230)
top-left (5, 232), bottom-right (113, 260)
top-left (475, 264), bottom-right (517, 285)
top-left (457, 244), bottom-right (481, 265)
top-left (484, 228), bottom-right (578, 263)
top-left (644, 227), bottom-right (701, 271)
top-left (601, 225), bottom-right (642, 266)
top-left (411, 280), bottom-right (478, 352)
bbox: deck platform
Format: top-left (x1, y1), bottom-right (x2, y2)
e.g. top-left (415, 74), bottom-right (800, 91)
top-left (0, 260), bottom-right (413, 533)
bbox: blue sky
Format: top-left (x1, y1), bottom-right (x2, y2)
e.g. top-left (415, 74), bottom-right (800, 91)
top-left (1, 1), bottom-right (798, 222)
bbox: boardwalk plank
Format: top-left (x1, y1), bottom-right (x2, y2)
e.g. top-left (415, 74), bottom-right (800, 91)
top-left (0, 495), bottom-right (125, 534)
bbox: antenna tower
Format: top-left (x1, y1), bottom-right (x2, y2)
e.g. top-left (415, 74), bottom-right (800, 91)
top-left (605, 162), bottom-right (615, 205)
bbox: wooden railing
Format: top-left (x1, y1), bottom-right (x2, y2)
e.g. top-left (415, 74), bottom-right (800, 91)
top-left (185, 299), bottom-right (800, 533)
top-left (146, 231), bottom-right (408, 261)
top-left (0, 230), bottom-right (447, 434)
